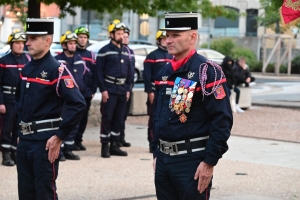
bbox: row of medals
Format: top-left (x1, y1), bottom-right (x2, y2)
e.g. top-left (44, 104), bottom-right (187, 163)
top-left (169, 86), bottom-right (193, 115)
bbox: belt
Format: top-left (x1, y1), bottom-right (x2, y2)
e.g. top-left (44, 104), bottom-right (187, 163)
top-left (19, 117), bottom-right (62, 135)
top-left (159, 136), bottom-right (209, 156)
top-left (105, 75), bottom-right (126, 85)
top-left (2, 86), bottom-right (16, 95)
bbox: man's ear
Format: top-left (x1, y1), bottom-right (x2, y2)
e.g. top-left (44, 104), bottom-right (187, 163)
top-left (190, 31), bottom-right (197, 43)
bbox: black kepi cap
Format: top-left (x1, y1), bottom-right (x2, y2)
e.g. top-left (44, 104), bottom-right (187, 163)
top-left (160, 12), bottom-right (198, 31)
top-left (25, 18), bottom-right (54, 35)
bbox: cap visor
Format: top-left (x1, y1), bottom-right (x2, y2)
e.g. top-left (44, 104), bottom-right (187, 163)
top-left (159, 27), bottom-right (191, 31)
top-left (25, 31), bottom-right (48, 35)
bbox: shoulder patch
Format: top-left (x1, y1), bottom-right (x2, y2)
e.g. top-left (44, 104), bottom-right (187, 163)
top-left (214, 85), bottom-right (226, 100)
top-left (64, 79), bottom-right (74, 88)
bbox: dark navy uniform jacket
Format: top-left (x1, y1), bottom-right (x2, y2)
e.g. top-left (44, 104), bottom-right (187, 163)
top-left (0, 53), bottom-right (30, 105)
top-left (55, 52), bottom-right (90, 96)
top-left (16, 51), bottom-right (86, 141)
top-left (95, 41), bottom-right (133, 95)
top-left (76, 47), bottom-right (97, 97)
top-left (143, 47), bottom-right (173, 93)
top-left (153, 52), bottom-right (233, 166)
top-left (123, 44), bottom-right (135, 91)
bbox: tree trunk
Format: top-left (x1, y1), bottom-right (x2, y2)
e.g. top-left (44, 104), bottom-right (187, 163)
top-left (27, 0), bottom-right (40, 18)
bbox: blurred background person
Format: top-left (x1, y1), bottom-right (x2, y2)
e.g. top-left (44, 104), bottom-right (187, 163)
top-left (221, 56), bottom-right (243, 113)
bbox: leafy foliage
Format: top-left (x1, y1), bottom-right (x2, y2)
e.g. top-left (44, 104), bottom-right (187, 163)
top-left (0, 0), bottom-right (239, 19)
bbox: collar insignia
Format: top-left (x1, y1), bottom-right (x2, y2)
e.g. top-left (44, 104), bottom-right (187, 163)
top-left (40, 71), bottom-right (47, 78)
top-left (187, 71), bottom-right (195, 79)
top-left (162, 76), bottom-right (168, 82)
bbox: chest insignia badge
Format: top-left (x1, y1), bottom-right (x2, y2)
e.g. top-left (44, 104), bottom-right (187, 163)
top-left (187, 71), bottom-right (195, 79)
top-left (162, 76), bottom-right (168, 82)
top-left (40, 71), bottom-right (47, 78)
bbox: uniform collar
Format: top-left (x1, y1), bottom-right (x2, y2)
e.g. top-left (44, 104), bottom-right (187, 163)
top-left (170, 49), bottom-right (196, 72)
top-left (31, 51), bottom-right (51, 65)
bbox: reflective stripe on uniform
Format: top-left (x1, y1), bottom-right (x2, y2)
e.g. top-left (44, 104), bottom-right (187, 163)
top-left (110, 131), bottom-right (120, 136)
top-left (100, 134), bottom-right (111, 138)
top-left (1, 144), bottom-right (12, 149)
top-left (74, 60), bottom-right (85, 65)
top-left (64, 141), bottom-right (74, 145)
top-left (97, 51), bottom-right (118, 57)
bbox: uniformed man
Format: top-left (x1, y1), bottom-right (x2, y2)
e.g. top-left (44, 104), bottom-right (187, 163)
top-left (0, 30), bottom-right (31, 166)
top-left (95, 19), bottom-right (133, 158)
top-left (55, 30), bottom-right (90, 160)
top-left (143, 30), bottom-right (173, 153)
top-left (119, 26), bottom-right (135, 148)
top-left (152, 12), bottom-right (233, 199)
top-left (74, 26), bottom-right (97, 151)
top-left (16, 18), bottom-right (86, 199)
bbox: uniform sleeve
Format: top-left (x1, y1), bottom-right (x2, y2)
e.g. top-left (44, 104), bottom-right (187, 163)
top-left (0, 57), bottom-right (4, 104)
top-left (151, 75), bottom-right (161, 158)
top-left (203, 66), bottom-right (233, 166)
top-left (95, 48), bottom-right (107, 92)
top-left (143, 52), bottom-right (155, 93)
top-left (91, 51), bottom-right (97, 94)
top-left (55, 70), bottom-right (86, 140)
top-left (125, 54), bottom-right (133, 93)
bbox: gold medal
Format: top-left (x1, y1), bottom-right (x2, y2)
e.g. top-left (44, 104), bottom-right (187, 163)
top-left (182, 94), bottom-right (187, 100)
top-left (178, 88), bottom-right (183, 94)
top-left (183, 89), bottom-right (188, 94)
top-left (185, 108), bottom-right (190, 113)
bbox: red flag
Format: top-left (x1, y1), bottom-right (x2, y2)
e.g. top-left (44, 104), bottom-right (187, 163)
top-left (280, 0), bottom-right (300, 28)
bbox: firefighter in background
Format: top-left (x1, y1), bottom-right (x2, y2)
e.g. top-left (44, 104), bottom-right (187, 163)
top-left (95, 20), bottom-right (133, 158)
top-left (74, 26), bottom-right (97, 151)
top-left (55, 31), bottom-right (89, 160)
top-left (0, 30), bottom-right (31, 166)
top-left (119, 26), bottom-right (135, 148)
top-left (143, 30), bottom-right (173, 153)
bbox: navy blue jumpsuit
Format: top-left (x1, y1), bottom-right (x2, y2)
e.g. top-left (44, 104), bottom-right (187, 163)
top-left (153, 51), bottom-right (233, 199)
top-left (143, 47), bottom-right (172, 144)
top-left (16, 51), bottom-right (86, 200)
top-left (55, 52), bottom-right (89, 151)
top-left (120, 44), bottom-right (135, 140)
top-left (76, 47), bottom-right (97, 144)
top-left (95, 41), bottom-right (133, 143)
top-left (0, 52), bottom-right (30, 152)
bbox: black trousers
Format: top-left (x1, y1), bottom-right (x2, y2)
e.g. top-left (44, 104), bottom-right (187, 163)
top-left (146, 100), bottom-right (154, 143)
top-left (17, 139), bottom-right (59, 200)
top-left (61, 103), bottom-right (82, 151)
top-left (0, 103), bottom-right (18, 152)
top-left (100, 93), bottom-right (127, 143)
top-left (120, 91), bottom-right (132, 140)
top-left (155, 151), bottom-right (212, 200)
top-left (75, 97), bottom-right (92, 144)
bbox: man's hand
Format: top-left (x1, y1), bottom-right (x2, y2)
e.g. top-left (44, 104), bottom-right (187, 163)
top-left (0, 104), bottom-right (6, 114)
top-left (194, 162), bottom-right (214, 193)
top-left (148, 92), bottom-right (154, 104)
top-left (45, 135), bottom-right (62, 163)
top-left (102, 91), bottom-right (109, 103)
top-left (245, 77), bottom-right (251, 83)
top-left (153, 157), bottom-right (157, 174)
top-left (126, 91), bottom-right (130, 101)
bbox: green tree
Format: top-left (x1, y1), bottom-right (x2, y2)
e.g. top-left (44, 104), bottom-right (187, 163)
top-left (0, 0), bottom-right (238, 20)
